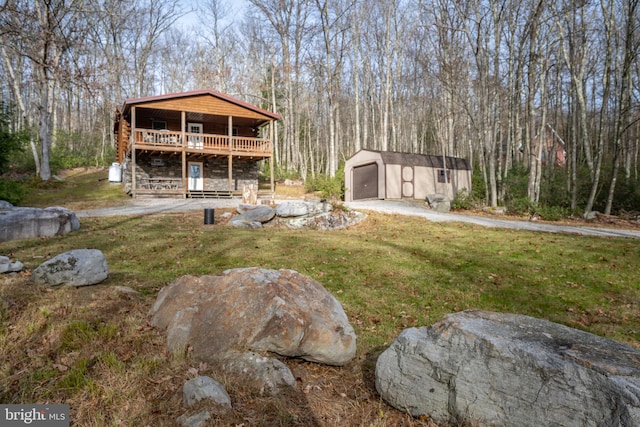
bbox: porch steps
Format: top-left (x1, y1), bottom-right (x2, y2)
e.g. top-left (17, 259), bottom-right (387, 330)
top-left (187, 190), bottom-right (235, 199)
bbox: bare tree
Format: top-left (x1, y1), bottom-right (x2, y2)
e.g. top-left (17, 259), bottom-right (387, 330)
top-left (313, 0), bottom-right (354, 177)
top-left (0, 0), bottom-right (89, 180)
top-left (604, 0), bottom-right (639, 214)
top-left (245, 0), bottom-right (311, 175)
top-left (129, 0), bottom-right (183, 97)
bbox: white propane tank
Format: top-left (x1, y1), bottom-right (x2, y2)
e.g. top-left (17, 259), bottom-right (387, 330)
top-left (108, 162), bottom-right (122, 182)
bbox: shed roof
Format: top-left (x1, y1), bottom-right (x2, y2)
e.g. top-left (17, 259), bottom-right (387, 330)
top-left (362, 150), bottom-right (472, 170)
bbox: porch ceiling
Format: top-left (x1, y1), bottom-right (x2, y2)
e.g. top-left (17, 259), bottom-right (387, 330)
top-left (134, 107), bottom-right (268, 128)
top-left (135, 149), bottom-right (270, 162)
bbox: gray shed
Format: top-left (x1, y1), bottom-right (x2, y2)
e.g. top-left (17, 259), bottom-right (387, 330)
top-left (344, 150), bottom-right (472, 202)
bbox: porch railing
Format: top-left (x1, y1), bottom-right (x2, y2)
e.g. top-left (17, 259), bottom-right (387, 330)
top-left (137, 129), bottom-right (182, 146)
top-left (133, 129), bottom-right (271, 155)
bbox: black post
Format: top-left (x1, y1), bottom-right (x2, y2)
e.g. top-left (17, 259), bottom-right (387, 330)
top-left (204, 208), bottom-right (214, 224)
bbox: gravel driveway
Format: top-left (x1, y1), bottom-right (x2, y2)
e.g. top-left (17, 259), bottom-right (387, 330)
top-left (75, 198), bottom-right (240, 218)
top-left (345, 200), bottom-right (640, 239)
top-left (76, 198), bottom-right (640, 239)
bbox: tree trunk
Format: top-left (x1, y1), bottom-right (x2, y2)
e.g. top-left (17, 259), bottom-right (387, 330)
top-left (39, 76), bottom-right (54, 181)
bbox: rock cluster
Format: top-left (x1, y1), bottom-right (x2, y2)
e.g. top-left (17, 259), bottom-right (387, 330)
top-left (228, 201), bottom-right (366, 230)
top-left (376, 310), bottom-right (640, 427)
top-left (150, 267), bottom-right (356, 394)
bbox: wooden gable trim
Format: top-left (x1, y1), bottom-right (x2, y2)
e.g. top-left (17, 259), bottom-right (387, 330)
top-left (122, 90), bottom-right (280, 121)
top-left (138, 95), bottom-right (271, 120)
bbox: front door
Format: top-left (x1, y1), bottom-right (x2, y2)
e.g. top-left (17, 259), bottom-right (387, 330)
top-left (402, 166), bottom-right (414, 198)
top-left (188, 162), bottom-right (203, 191)
top-left (188, 123), bottom-right (203, 149)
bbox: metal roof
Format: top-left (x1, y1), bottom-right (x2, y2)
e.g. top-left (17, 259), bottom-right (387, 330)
top-left (365, 150), bottom-right (472, 170)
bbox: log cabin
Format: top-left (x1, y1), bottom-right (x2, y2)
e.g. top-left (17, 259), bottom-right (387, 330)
top-left (113, 89), bottom-right (280, 198)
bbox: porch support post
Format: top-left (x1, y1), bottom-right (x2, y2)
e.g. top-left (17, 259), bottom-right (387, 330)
top-left (131, 106), bottom-right (137, 198)
top-left (181, 110), bottom-right (187, 198)
top-left (228, 115), bottom-right (233, 192)
top-left (269, 120), bottom-right (275, 193)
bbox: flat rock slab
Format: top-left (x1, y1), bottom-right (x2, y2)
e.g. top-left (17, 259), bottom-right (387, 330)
top-left (0, 206), bottom-right (80, 242)
top-left (282, 210), bottom-right (366, 230)
top-left (275, 201), bottom-right (332, 217)
top-left (376, 310), bottom-right (640, 427)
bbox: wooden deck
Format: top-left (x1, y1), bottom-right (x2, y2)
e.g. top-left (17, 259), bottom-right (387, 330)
top-left (187, 190), bottom-right (234, 199)
top-left (130, 186), bottom-right (276, 200)
top-left (131, 129), bottom-right (272, 158)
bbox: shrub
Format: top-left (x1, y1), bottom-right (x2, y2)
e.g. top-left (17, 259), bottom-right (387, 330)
top-left (0, 103), bottom-right (28, 172)
top-left (451, 188), bottom-right (476, 210)
top-left (535, 205), bottom-right (569, 221)
top-left (610, 176), bottom-right (640, 215)
top-left (471, 169), bottom-right (487, 202)
top-left (539, 167), bottom-right (571, 209)
top-left (305, 165), bottom-right (345, 201)
top-left (0, 178), bottom-right (26, 205)
top-left (502, 165), bottom-right (530, 206)
top-left (506, 197), bottom-right (535, 216)
top-left (272, 167), bottom-right (302, 183)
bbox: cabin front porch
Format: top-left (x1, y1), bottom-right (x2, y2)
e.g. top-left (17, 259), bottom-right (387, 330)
top-left (114, 90), bottom-right (280, 200)
top-left (123, 152), bottom-right (269, 199)
top-left (127, 128), bottom-right (272, 158)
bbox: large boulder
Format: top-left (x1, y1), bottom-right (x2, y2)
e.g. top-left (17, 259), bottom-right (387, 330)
top-left (426, 193), bottom-right (451, 212)
top-left (0, 206), bottom-right (80, 242)
top-left (32, 249), bottom-right (109, 287)
top-left (150, 268), bottom-right (357, 391)
top-left (375, 310), bottom-right (640, 427)
top-left (234, 205), bottom-right (275, 222)
top-left (229, 205), bottom-right (275, 229)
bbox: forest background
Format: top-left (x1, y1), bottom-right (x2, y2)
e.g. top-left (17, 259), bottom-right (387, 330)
top-left (1, 0), bottom-right (639, 218)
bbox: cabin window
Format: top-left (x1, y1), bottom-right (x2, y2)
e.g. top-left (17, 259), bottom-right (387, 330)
top-left (437, 169), bottom-right (451, 183)
top-left (225, 127), bottom-right (239, 136)
top-left (152, 120), bottom-right (167, 130)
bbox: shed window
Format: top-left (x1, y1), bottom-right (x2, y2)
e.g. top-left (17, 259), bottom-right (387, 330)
top-left (438, 169), bottom-right (451, 183)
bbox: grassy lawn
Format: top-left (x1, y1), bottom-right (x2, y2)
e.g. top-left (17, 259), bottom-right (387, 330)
top-left (20, 168), bottom-right (129, 210)
top-left (1, 169), bottom-right (639, 426)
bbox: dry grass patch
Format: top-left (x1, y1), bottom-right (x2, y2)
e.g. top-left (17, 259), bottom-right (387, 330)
top-left (0, 248), bottom-right (435, 426)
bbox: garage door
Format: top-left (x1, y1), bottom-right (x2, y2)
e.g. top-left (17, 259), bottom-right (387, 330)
top-left (353, 163), bottom-right (378, 200)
